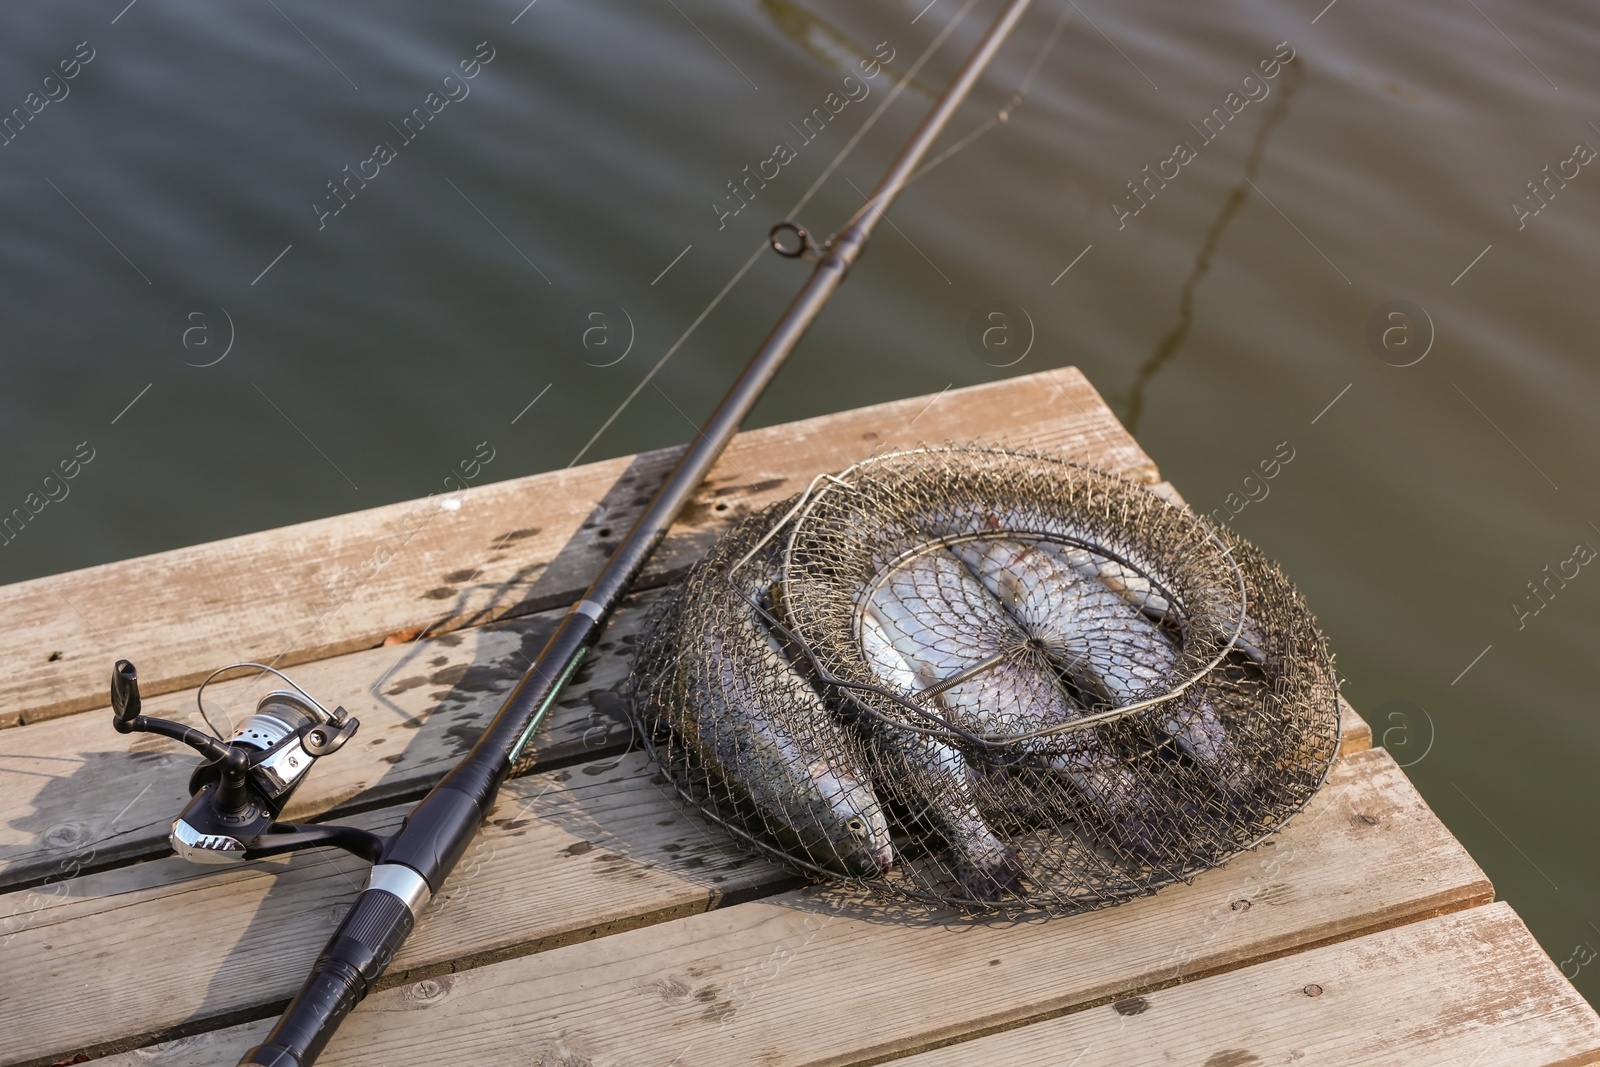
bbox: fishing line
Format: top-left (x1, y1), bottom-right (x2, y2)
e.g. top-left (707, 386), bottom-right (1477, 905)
top-left (569, 0), bottom-right (984, 468)
top-left (790, 0), bottom-right (983, 224)
top-left (826, 3), bottom-right (1077, 249)
top-left (568, 240), bottom-right (767, 467)
top-left (904, 0), bottom-right (1074, 187)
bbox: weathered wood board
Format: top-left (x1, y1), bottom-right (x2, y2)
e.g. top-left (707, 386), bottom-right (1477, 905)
top-left (893, 903), bottom-right (1600, 1067)
top-left (0, 369), bottom-right (1152, 727)
top-left (72, 748), bottom-right (1485, 1067)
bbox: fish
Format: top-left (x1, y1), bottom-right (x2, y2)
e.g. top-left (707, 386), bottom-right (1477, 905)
top-left (1057, 544), bottom-right (1271, 666)
top-left (857, 610), bottom-right (1024, 901)
top-left (673, 557), bottom-right (894, 879)
top-left (859, 545), bottom-right (1172, 862)
top-left (863, 547), bottom-right (1062, 736)
top-left (962, 503), bottom-right (1270, 665)
top-left (949, 537), bottom-right (1248, 794)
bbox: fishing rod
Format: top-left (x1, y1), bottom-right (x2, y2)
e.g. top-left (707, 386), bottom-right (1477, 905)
top-left (105, 2), bottom-right (1035, 1063)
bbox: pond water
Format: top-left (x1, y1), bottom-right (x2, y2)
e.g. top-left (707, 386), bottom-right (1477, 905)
top-left (2, 0), bottom-right (1598, 1001)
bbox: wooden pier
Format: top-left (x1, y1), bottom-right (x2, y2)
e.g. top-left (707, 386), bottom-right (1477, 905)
top-left (3, 367), bottom-right (1596, 1066)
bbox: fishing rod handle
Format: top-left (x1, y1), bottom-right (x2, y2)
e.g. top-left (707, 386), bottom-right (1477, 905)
top-left (241, 883), bottom-right (418, 1066)
top-left (237, 609), bottom-right (595, 1067)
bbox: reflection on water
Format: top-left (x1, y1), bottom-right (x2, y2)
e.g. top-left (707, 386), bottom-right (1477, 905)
top-left (1123, 61), bottom-right (1303, 436)
top-left (2, 0), bottom-right (1600, 1009)
top-left (763, 0), bottom-right (880, 79)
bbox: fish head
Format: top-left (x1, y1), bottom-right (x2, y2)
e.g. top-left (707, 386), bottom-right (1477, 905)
top-left (807, 759), bottom-right (894, 877)
top-left (840, 812), bottom-right (895, 878)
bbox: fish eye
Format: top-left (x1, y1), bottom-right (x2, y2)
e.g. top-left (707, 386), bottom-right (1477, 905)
top-left (846, 817), bottom-right (865, 834)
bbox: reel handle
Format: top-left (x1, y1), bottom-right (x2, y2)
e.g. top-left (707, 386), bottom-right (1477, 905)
top-left (109, 659), bottom-right (244, 770)
top-left (110, 659), bottom-right (141, 726)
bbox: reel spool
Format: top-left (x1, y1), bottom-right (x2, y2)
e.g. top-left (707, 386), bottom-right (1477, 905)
top-left (630, 446), bottom-right (1341, 916)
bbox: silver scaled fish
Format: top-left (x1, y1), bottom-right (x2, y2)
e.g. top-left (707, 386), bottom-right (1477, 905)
top-left (968, 503), bottom-right (1269, 664)
top-left (859, 546), bottom-right (1169, 861)
top-left (857, 609), bottom-right (1024, 900)
top-left (949, 537), bottom-right (1248, 794)
top-left (677, 562), bottom-right (894, 879)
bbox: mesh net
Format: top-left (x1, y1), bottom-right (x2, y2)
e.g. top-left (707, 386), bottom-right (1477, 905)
top-left (628, 446), bottom-right (1340, 916)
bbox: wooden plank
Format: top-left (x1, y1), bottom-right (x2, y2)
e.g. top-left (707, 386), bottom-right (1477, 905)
top-left (0, 590), bottom-right (660, 891)
top-left (894, 903), bottom-right (1600, 1067)
top-left (1338, 695), bottom-right (1370, 754)
top-left (0, 474), bottom-right (1366, 899)
top-left (0, 369), bottom-right (1153, 728)
top-left (0, 753), bottom-right (791, 1067)
top-left (83, 747), bottom-right (1492, 1067)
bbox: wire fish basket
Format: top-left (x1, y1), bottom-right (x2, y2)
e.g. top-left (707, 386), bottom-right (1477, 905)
top-left (628, 446), bottom-right (1340, 916)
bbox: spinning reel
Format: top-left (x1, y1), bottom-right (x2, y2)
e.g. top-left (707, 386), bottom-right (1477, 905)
top-left (111, 659), bottom-right (384, 866)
